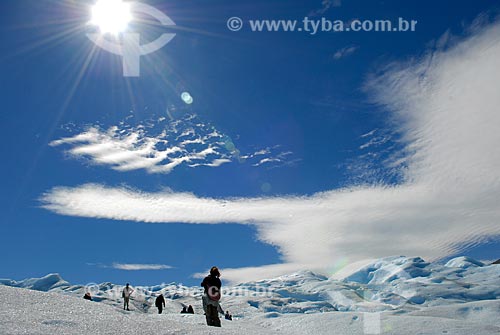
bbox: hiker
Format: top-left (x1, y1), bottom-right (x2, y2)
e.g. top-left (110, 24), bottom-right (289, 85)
top-left (155, 294), bottom-right (166, 314)
top-left (187, 305), bottom-right (194, 314)
top-left (83, 292), bottom-right (92, 301)
top-left (180, 306), bottom-right (188, 314)
top-left (201, 266), bottom-right (224, 327)
top-left (122, 283), bottom-right (134, 311)
top-left (225, 311), bottom-right (232, 320)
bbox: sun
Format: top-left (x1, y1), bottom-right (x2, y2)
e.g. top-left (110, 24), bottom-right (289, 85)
top-left (90, 0), bottom-right (132, 35)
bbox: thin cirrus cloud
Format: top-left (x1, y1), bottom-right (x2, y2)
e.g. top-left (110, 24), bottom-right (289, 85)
top-left (332, 45), bottom-right (359, 60)
top-left (87, 262), bottom-right (173, 270)
top-left (50, 114), bottom-right (296, 174)
top-left (111, 263), bottom-right (173, 271)
top-left (309, 0), bottom-right (342, 16)
top-left (42, 20), bottom-right (500, 283)
top-left (340, 128), bottom-right (406, 185)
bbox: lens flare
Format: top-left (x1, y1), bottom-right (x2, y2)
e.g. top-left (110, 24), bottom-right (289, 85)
top-left (181, 92), bottom-right (193, 104)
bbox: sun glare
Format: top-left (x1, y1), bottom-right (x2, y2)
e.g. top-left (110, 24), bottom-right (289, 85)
top-left (90, 0), bottom-right (132, 35)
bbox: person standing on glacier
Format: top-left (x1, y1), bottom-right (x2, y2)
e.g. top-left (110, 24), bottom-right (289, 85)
top-left (201, 266), bottom-right (224, 327)
top-left (122, 283), bottom-right (134, 311)
top-left (155, 294), bottom-right (166, 314)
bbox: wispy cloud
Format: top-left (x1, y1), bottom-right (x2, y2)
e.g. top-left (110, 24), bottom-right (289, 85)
top-left (332, 45), bottom-right (359, 60)
top-left (340, 128), bottom-right (406, 185)
top-left (111, 263), bottom-right (172, 271)
top-left (50, 114), bottom-right (296, 174)
top-left (248, 149), bottom-right (297, 168)
top-left (358, 129), bottom-right (390, 150)
top-left (309, 0), bottom-right (342, 16)
top-left (87, 262), bottom-right (173, 270)
top-left (42, 20), bottom-right (500, 283)
top-left (111, 263), bottom-right (173, 271)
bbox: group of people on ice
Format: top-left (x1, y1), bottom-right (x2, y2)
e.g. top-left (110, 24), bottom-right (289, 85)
top-left (84, 266), bottom-right (231, 327)
top-left (180, 305), bottom-right (195, 314)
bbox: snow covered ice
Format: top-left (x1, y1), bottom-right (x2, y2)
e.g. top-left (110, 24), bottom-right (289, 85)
top-left (1, 256), bottom-right (499, 334)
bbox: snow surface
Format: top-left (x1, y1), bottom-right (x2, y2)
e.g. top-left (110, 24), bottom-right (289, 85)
top-left (1, 256), bottom-right (499, 334)
top-left (444, 256), bottom-right (485, 269)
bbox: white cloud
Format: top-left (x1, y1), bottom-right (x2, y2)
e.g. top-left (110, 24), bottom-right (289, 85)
top-left (246, 148), bottom-right (297, 168)
top-left (189, 158), bottom-right (232, 168)
top-left (51, 114), bottom-right (296, 174)
top-left (358, 129), bottom-right (390, 150)
top-left (252, 158), bottom-right (281, 167)
top-left (42, 21), bottom-right (500, 283)
top-left (111, 263), bottom-right (173, 271)
top-left (87, 262), bottom-right (173, 271)
top-left (332, 45), bottom-right (359, 60)
top-left (309, 0), bottom-right (342, 16)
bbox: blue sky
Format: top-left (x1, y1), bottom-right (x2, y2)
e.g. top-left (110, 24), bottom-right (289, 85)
top-left (1, 0), bottom-right (499, 286)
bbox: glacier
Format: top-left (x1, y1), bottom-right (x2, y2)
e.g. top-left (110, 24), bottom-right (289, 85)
top-left (0, 256), bottom-right (499, 334)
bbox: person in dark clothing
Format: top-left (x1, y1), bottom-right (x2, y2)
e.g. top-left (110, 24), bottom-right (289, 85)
top-left (201, 266), bottom-right (222, 295)
top-left (181, 306), bottom-right (188, 314)
top-left (187, 305), bottom-right (194, 314)
top-left (201, 266), bottom-right (223, 327)
top-left (225, 311), bottom-right (232, 320)
top-left (83, 292), bottom-right (92, 301)
top-left (155, 294), bottom-right (166, 314)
